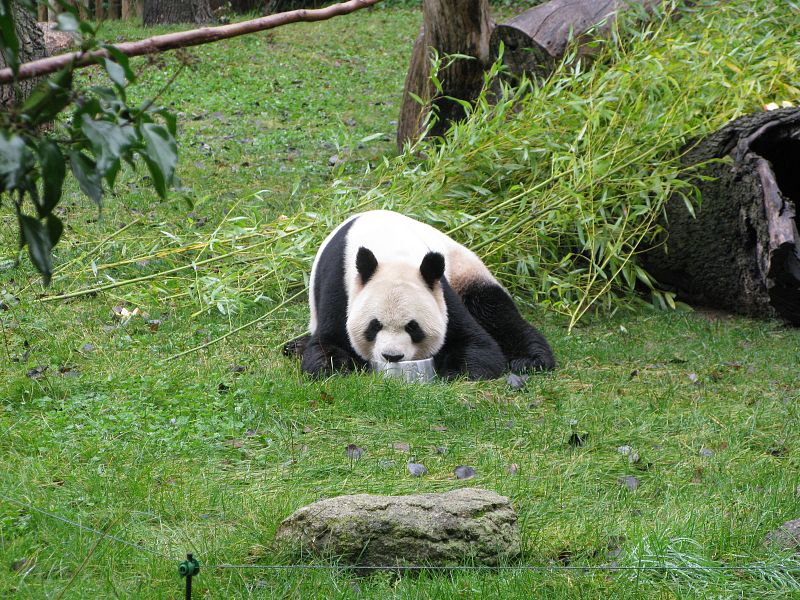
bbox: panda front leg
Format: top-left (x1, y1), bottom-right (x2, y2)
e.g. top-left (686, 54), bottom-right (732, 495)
top-left (460, 282), bottom-right (555, 372)
top-left (300, 334), bottom-right (367, 377)
top-left (434, 281), bottom-right (507, 380)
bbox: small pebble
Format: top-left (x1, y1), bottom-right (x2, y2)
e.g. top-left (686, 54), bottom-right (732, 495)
top-left (345, 444), bottom-right (364, 460)
top-left (619, 475), bottom-right (640, 491)
top-left (699, 447), bottom-right (714, 458)
top-left (507, 373), bottom-right (529, 390)
top-left (454, 465), bottom-right (476, 480)
top-left (407, 463), bottom-right (428, 477)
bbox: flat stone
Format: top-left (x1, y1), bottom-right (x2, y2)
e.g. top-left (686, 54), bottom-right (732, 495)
top-left (275, 488), bottom-right (519, 567)
top-left (765, 518), bottom-right (800, 551)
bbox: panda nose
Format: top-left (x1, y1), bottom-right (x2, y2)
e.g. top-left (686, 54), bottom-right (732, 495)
top-left (382, 353), bottom-right (404, 363)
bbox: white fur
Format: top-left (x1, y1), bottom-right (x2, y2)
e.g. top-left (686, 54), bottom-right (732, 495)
top-left (310, 210), bottom-right (498, 363)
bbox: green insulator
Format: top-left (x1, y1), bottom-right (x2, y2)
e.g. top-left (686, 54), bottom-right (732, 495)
top-left (179, 553), bottom-right (200, 578)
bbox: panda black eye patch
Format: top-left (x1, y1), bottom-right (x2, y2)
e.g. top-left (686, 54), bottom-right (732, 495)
top-left (364, 319), bottom-right (383, 342)
top-left (405, 320), bottom-right (426, 343)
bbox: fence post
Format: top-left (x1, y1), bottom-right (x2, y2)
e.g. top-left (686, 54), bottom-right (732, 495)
top-left (178, 553), bottom-right (201, 600)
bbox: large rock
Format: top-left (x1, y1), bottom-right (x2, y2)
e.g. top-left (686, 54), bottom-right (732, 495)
top-left (275, 488), bottom-right (520, 567)
top-left (765, 518), bottom-right (800, 551)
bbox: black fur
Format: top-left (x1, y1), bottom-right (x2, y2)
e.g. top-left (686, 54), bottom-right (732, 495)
top-left (434, 278), bottom-right (506, 380)
top-left (283, 333), bottom-right (309, 357)
top-left (301, 218), bottom-right (368, 377)
top-left (459, 281), bottom-right (555, 372)
top-left (405, 320), bottom-right (426, 343)
top-left (364, 318), bottom-right (382, 342)
top-left (356, 247), bottom-right (378, 284)
top-left (419, 252), bottom-right (445, 289)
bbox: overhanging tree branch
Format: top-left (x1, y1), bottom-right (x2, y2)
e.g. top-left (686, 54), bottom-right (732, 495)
top-left (0, 0), bottom-right (382, 85)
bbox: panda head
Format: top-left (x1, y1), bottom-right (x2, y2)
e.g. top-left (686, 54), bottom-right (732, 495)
top-left (347, 247), bottom-right (447, 364)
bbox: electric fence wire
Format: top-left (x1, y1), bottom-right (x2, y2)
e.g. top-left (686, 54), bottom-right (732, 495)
top-left (0, 492), bottom-right (171, 561)
top-left (3, 492), bottom-right (800, 575)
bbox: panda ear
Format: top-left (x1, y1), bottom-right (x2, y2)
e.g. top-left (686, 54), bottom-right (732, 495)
top-left (420, 252), bottom-right (445, 289)
top-left (356, 247), bottom-right (378, 284)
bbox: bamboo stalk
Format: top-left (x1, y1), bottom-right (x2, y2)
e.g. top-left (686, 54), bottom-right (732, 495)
top-left (166, 289), bottom-right (306, 361)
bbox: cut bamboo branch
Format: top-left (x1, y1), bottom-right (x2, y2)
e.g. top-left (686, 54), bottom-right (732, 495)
top-left (1, 0), bottom-right (381, 84)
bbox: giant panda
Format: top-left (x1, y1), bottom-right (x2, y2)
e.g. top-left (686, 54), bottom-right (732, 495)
top-left (286, 210), bottom-right (554, 380)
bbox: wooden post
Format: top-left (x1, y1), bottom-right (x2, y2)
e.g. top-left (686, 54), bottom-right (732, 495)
top-left (121, 0), bottom-right (143, 19)
top-left (96, 0), bottom-right (105, 20)
top-left (37, 3), bottom-right (48, 20)
top-left (109, 0), bottom-right (121, 19)
top-left (47, 1), bottom-right (59, 22)
top-left (78, 0), bottom-right (90, 20)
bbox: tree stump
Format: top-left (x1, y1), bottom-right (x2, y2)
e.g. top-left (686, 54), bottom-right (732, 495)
top-left (490, 0), bottom-right (661, 80)
top-left (0, 3), bottom-right (47, 109)
top-left (396, 0), bottom-right (493, 149)
top-left (641, 108), bottom-right (800, 324)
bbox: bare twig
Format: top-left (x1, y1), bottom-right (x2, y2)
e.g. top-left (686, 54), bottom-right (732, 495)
top-left (0, 0), bottom-right (382, 84)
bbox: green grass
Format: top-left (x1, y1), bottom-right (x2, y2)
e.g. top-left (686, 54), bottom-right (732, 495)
top-left (2, 2), bottom-right (800, 599)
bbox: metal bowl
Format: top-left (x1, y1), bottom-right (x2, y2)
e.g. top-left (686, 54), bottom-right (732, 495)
top-left (371, 357), bottom-right (436, 383)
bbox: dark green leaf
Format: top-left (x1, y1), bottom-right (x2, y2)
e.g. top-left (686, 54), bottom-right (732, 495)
top-left (20, 69), bottom-right (73, 126)
top-left (78, 19), bottom-right (95, 36)
top-left (105, 156), bottom-right (121, 189)
top-left (104, 47), bottom-right (135, 84)
top-left (142, 155), bottom-right (166, 199)
top-left (162, 111), bottom-right (178, 138)
top-left (0, 132), bottom-right (33, 191)
top-left (46, 214), bottom-right (63, 247)
top-left (141, 123), bottom-right (177, 199)
top-left (37, 139), bottom-right (65, 217)
top-left (68, 151), bottom-right (103, 206)
top-left (80, 115), bottom-right (136, 178)
top-left (19, 214), bottom-right (53, 284)
top-left (0, 0), bottom-right (20, 75)
top-left (103, 58), bottom-right (126, 88)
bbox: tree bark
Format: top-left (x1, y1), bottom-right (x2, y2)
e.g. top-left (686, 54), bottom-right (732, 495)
top-left (143, 0), bottom-right (214, 26)
top-left (490, 0), bottom-right (661, 81)
top-left (0, 3), bottom-right (47, 109)
top-left (641, 108), bottom-right (800, 324)
top-left (212, 0), bottom-right (262, 12)
top-left (122, 1), bottom-right (144, 19)
top-left (108, 0), bottom-right (122, 19)
top-left (396, 0), bottom-right (493, 149)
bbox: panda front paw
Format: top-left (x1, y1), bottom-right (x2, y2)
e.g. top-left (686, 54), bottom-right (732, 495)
top-left (283, 334), bottom-right (311, 358)
top-left (301, 338), bottom-right (365, 377)
top-left (509, 353), bottom-right (555, 373)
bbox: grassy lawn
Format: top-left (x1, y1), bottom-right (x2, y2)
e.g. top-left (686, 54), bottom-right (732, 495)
top-left (2, 3), bottom-right (800, 599)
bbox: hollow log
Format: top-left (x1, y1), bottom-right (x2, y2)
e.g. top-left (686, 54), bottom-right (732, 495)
top-left (641, 108), bottom-right (800, 324)
top-left (490, 0), bottom-right (660, 80)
